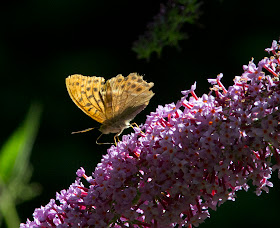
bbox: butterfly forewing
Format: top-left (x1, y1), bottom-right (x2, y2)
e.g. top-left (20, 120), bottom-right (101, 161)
top-left (83, 76), bottom-right (106, 112)
top-left (66, 74), bottom-right (107, 123)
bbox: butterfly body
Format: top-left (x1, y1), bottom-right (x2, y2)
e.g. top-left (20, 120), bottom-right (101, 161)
top-left (66, 73), bottom-right (154, 143)
top-left (99, 103), bottom-right (147, 135)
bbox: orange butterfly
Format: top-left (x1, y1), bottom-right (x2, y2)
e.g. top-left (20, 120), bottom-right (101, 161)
top-left (66, 73), bottom-right (154, 144)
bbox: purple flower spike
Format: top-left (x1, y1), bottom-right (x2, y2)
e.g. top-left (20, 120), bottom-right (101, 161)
top-left (21, 40), bottom-right (280, 227)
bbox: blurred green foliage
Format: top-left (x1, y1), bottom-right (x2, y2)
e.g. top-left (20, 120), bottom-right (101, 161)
top-left (0, 104), bottom-right (42, 228)
top-left (132, 0), bottom-right (201, 60)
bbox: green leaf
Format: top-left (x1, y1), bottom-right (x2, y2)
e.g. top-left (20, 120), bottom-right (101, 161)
top-left (0, 103), bottom-right (42, 184)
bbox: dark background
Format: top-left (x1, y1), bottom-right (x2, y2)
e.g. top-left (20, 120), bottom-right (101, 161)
top-left (1, 0), bottom-right (280, 227)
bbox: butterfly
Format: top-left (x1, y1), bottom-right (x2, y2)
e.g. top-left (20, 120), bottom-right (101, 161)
top-left (66, 73), bottom-right (154, 144)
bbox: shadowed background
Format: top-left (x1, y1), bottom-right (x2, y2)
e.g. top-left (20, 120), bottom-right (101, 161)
top-left (1, 0), bottom-right (280, 227)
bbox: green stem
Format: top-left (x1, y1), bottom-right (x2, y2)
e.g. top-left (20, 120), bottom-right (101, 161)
top-left (0, 189), bottom-right (20, 228)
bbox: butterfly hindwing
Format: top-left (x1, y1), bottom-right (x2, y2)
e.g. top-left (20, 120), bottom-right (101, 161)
top-left (66, 74), bottom-right (107, 123)
top-left (110, 73), bottom-right (154, 117)
top-left (109, 74), bottom-right (126, 115)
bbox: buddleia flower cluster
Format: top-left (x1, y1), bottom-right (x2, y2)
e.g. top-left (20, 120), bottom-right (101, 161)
top-left (21, 40), bottom-right (280, 227)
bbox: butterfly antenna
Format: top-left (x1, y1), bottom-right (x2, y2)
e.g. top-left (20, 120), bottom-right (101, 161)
top-left (71, 128), bottom-right (95, 134)
top-left (96, 133), bottom-right (114, 145)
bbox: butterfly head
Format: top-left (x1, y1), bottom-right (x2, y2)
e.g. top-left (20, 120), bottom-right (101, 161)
top-left (99, 119), bottom-right (130, 136)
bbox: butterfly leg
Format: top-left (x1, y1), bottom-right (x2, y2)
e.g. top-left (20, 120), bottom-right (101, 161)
top-left (96, 133), bottom-right (103, 145)
top-left (96, 133), bottom-right (114, 145)
top-left (130, 123), bottom-right (145, 135)
top-left (113, 134), bottom-right (121, 146)
top-left (130, 122), bottom-right (139, 128)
